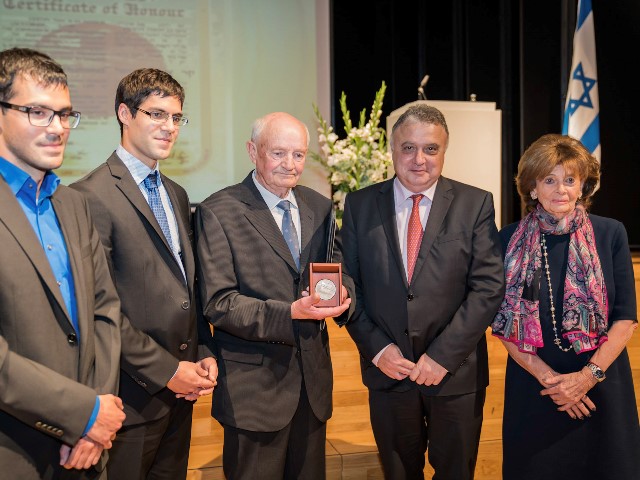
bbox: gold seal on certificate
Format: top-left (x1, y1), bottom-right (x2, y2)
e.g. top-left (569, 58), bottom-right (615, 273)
top-left (315, 278), bottom-right (337, 301)
top-left (309, 262), bottom-right (342, 307)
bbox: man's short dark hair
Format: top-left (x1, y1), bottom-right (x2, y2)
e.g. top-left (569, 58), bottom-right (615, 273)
top-left (115, 68), bottom-right (185, 135)
top-left (0, 47), bottom-right (67, 105)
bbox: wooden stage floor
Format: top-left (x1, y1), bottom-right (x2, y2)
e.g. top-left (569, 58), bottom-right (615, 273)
top-left (187, 255), bottom-right (640, 479)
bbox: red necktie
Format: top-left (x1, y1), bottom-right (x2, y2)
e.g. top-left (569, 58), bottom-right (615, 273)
top-left (406, 194), bottom-right (424, 283)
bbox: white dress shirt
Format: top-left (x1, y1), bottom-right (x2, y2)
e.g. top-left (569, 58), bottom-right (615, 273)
top-left (251, 170), bottom-right (302, 251)
top-left (372, 177), bottom-right (438, 366)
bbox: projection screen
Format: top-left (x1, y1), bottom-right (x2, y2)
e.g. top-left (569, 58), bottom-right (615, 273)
top-left (0, 0), bottom-right (331, 201)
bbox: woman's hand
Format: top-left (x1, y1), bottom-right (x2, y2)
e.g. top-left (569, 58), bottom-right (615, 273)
top-left (540, 368), bottom-right (597, 406)
top-left (561, 394), bottom-right (596, 420)
top-left (500, 340), bottom-right (601, 418)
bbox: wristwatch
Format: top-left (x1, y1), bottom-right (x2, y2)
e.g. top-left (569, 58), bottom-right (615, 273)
top-left (585, 361), bottom-right (606, 382)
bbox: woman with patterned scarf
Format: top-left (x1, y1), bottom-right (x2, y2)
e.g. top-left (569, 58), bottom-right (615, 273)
top-left (491, 134), bottom-right (639, 479)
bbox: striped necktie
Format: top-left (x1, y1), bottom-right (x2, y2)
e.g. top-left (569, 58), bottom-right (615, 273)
top-left (278, 200), bottom-right (300, 270)
top-left (143, 171), bottom-right (173, 247)
top-left (407, 194), bottom-right (424, 283)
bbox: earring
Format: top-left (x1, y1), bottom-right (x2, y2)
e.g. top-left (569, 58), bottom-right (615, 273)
top-left (531, 191), bottom-right (538, 200)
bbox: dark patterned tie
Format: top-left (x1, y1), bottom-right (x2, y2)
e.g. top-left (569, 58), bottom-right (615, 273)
top-left (278, 200), bottom-right (300, 270)
top-left (143, 172), bottom-right (173, 247)
top-left (406, 194), bottom-right (424, 283)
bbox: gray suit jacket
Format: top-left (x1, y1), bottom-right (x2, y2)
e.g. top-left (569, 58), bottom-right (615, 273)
top-left (71, 152), bottom-right (213, 425)
top-left (0, 177), bottom-right (169, 478)
top-left (194, 174), bottom-right (354, 432)
top-left (342, 176), bottom-right (505, 395)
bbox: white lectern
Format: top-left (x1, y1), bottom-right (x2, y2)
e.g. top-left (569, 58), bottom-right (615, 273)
top-left (386, 100), bottom-right (502, 228)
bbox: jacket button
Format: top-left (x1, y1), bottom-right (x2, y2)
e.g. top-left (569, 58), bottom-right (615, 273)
top-left (404, 329), bottom-right (409, 336)
top-left (181, 301), bottom-right (190, 310)
top-left (67, 333), bottom-right (78, 345)
top-left (407, 294), bottom-right (414, 301)
top-left (179, 343), bottom-right (188, 351)
top-left (294, 277), bottom-right (300, 284)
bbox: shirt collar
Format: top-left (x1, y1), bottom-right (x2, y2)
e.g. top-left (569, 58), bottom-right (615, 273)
top-left (0, 156), bottom-right (60, 199)
top-left (251, 170), bottom-right (298, 211)
top-left (393, 176), bottom-right (437, 205)
top-left (116, 145), bottom-right (161, 187)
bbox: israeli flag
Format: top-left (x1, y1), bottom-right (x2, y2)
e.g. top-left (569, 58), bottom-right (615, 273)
top-left (562, 0), bottom-right (599, 162)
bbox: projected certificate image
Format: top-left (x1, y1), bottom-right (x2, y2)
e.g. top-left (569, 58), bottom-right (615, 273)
top-left (0, 0), bottom-right (320, 202)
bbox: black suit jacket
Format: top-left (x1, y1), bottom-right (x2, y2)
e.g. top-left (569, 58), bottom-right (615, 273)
top-left (342, 176), bottom-right (505, 396)
top-left (194, 174), bottom-right (354, 432)
top-left (71, 152), bottom-right (213, 425)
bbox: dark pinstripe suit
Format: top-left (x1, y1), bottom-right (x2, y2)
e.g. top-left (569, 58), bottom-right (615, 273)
top-left (194, 173), bottom-right (353, 477)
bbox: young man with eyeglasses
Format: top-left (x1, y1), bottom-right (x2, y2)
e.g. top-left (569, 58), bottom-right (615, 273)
top-left (0, 48), bottom-right (195, 479)
top-left (71, 68), bottom-right (217, 480)
top-left (0, 44), bottom-right (127, 480)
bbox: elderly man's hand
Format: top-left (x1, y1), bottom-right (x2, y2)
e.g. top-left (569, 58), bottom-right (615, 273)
top-left (291, 291), bottom-right (351, 320)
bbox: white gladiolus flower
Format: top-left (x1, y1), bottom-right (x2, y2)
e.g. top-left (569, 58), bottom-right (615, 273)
top-left (310, 81), bottom-right (391, 223)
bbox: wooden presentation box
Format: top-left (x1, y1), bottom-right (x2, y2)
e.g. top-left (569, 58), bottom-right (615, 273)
top-left (309, 263), bottom-right (342, 307)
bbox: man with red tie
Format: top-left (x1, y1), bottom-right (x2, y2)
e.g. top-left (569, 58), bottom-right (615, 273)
top-left (340, 104), bottom-right (505, 479)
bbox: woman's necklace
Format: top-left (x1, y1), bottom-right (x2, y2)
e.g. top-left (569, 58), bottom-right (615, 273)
top-left (541, 234), bottom-right (572, 353)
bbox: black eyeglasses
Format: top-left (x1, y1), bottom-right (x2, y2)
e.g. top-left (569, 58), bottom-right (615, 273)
top-left (0, 100), bottom-right (81, 129)
top-left (135, 107), bottom-right (188, 126)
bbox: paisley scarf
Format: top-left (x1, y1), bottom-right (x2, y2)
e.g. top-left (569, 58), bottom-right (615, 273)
top-left (491, 204), bottom-right (608, 354)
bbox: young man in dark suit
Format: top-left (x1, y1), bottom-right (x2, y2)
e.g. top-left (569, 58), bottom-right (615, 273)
top-left (341, 104), bottom-right (505, 479)
top-left (71, 68), bottom-right (217, 480)
top-left (195, 112), bottom-right (353, 480)
top-left (0, 48), bottom-right (182, 479)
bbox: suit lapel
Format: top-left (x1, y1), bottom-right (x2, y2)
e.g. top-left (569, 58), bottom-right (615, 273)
top-left (107, 154), bottom-right (183, 278)
top-left (52, 190), bottom-right (92, 369)
top-left (296, 188), bottom-right (314, 270)
top-left (241, 176), bottom-right (299, 272)
top-left (162, 177), bottom-right (192, 285)
top-left (411, 177), bottom-right (454, 280)
top-left (376, 179), bottom-right (407, 287)
top-left (0, 179), bottom-right (73, 326)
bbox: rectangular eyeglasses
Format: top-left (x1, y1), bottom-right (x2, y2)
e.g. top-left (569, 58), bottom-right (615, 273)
top-left (0, 100), bottom-right (81, 129)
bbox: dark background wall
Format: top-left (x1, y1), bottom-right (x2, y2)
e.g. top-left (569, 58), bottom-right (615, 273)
top-left (331, 0), bottom-right (640, 249)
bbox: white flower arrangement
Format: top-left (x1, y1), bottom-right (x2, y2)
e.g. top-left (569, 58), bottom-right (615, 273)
top-left (310, 81), bottom-right (392, 224)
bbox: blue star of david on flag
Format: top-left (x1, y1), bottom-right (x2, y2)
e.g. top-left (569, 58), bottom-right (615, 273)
top-left (565, 63), bottom-right (596, 115)
top-left (562, 0), bottom-right (600, 162)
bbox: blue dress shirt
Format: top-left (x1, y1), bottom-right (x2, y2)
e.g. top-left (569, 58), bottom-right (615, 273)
top-left (0, 157), bottom-right (99, 435)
